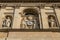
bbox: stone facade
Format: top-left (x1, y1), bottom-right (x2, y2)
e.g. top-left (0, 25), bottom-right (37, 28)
top-left (0, 3), bottom-right (60, 40)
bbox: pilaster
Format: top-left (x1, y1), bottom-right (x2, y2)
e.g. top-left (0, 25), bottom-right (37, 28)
top-left (12, 6), bottom-right (21, 29)
top-left (54, 7), bottom-right (60, 27)
top-left (0, 6), bottom-right (5, 29)
top-left (40, 7), bottom-right (49, 29)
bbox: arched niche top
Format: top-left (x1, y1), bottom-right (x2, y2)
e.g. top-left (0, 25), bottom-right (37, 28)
top-left (23, 8), bottom-right (39, 17)
top-left (5, 15), bottom-right (13, 20)
top-left (48, 15), bottom-right (55, 20)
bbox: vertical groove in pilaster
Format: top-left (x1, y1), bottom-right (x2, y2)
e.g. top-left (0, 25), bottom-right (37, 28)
top-left (39, 7), bottom-right (43, 29)
top-left (12, 6), bottom-right (15, 29)
top-left (40, 6), bottom-right (45, 29)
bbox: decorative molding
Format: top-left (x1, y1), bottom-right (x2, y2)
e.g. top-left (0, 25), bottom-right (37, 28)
top-left (0, 3), bottom-right (60, 7)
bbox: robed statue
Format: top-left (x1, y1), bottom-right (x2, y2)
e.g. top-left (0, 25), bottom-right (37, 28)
top-left (2, 17), bottom-right (11, 27)
top-left (48, 17), bottom-right (56, 28)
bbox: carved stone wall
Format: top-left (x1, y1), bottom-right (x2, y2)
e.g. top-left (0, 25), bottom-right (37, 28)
top-left (0, 3), bottom-right (60, 40)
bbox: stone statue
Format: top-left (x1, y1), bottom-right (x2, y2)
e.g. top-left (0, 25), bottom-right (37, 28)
top-left (22, 15), bottom-right (36, 29)
top-left (49, 17), bottom-right (56, 28)
top-left (22, 17), bottom-right (28, 29)
top-left (26, 15), bottom-right (36, 29)
top-left (6, 17), bottom-right (11, 27)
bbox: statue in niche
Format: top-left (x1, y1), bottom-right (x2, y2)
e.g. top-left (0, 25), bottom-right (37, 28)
top-left (6, 17), bottom-right (11, 27)
top-left (24, 15), bottom-right (36, 29)
top-left (2, 17), bottom-right (11, 27)
top-left (22, 17), bottom-right (28, 29)
top-left (48, 16), bottom-right (56, 28)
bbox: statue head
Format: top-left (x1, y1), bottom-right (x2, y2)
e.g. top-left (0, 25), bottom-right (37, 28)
top-left (50, 16), bottom-right (53, 19)
top-left (28, 15), bottom-right (33, 20)
top-left (7, 17), bottom-right (10, 19)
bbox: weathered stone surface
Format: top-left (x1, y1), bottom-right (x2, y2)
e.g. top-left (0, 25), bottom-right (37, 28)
top-left (0, 3), bottom-right (60, 40)
top-left (6, 32), bottom-right (60, 40)
top-left (0, 32), bottom-right (7, 38)
top-left (0, 38), bottom-right (5, 40)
